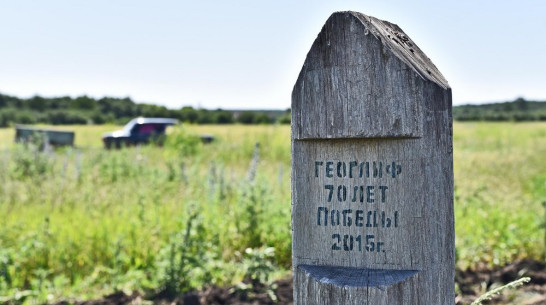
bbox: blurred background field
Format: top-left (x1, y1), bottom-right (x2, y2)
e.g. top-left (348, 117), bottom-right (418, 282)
top-left (0, 122), bottom-right (545, 303)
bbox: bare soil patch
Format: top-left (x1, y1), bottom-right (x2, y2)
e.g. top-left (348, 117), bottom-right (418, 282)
top-left (456, 259), bottom-right (546, 305)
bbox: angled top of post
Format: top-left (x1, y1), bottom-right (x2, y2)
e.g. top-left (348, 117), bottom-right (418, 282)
top-left (350, 11), bottom-right (448, 88)
top-left (292, 11), bottom-right (450, 140)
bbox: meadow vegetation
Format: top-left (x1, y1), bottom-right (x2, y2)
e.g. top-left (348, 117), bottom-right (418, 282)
top-left (0, 122), bottom-right (544, 304)
top-left (453, 122), bottom-right (546, 267)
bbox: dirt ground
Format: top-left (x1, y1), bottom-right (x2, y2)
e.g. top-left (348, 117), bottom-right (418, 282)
top-left (455, 259), bottom-right (546, 305)
top-left (53, 259), bottom-right (546, 305)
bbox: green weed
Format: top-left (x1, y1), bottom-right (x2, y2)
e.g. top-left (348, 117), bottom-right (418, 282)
top-left (0, 122), bottom-right (544, 303)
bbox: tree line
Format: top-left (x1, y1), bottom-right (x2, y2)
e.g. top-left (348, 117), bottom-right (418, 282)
top-left (453, 98), bottom-right (546, 121)
top-left (1, 93), bottom-right (544, 127)
top-left (0, 93), bottom-right (291, 127)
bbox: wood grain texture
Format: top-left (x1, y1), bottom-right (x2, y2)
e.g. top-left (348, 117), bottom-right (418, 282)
top-left (291, 11), bottom-right (454, 304)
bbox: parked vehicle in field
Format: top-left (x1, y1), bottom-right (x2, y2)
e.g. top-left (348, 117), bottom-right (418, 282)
top-left (102, 117), bottom-right (178, 149)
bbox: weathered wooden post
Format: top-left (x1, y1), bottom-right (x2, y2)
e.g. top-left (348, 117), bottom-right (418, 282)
top-left (291, 11), bottom-right (454, 304)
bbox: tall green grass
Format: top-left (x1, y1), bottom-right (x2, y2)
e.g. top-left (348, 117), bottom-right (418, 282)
top-left (0, 122), bottom-right (544, 303)
top-left (453, 122), bottom-right (546, 268)
top-left (0, 124), bottom-right (291, 303)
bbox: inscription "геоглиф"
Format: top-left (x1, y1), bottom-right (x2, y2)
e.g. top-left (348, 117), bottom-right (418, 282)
top-left (315, 161), bottom-right (402, 179)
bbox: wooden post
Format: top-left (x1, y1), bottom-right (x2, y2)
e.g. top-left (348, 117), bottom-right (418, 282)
top-left (291, 11), bottom-right (454, 304)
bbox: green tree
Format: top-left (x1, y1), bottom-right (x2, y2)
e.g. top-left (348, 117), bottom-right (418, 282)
top-left (214, 110), bottom-right (234, 124)
top-left (278, 109), bottom-right (291, 124)
top-left (27, 96), bottom-right (47, 111)
top-left (237, 111), bottom-right (257, 124)
top-left (254, 113), bottom-right (272, 124)
top-left (72, 95), bottom-right (96, 110)
top-left (515, 97), bottom-right (528, 110)
top-left (180, 106), bottom-right (198, 123)
top-left (196, 109), bottom-right (214, 124)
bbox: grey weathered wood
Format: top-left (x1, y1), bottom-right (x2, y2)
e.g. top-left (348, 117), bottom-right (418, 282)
top-left (291, 11), bottom-right (454, 304)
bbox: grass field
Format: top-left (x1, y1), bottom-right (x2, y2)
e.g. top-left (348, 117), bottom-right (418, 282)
top-left (453, 123), bottom-right (546, 267)
top-left (0, 122), bottom-right (545, 303)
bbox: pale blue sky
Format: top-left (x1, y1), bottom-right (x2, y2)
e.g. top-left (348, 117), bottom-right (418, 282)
top-left (1, 0), bottom-right (544, 109)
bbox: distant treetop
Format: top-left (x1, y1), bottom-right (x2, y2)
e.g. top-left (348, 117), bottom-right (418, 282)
top-left (453, 98), bottom-right (546, 121)
top-left (0, 93), bottom-right (291, 127)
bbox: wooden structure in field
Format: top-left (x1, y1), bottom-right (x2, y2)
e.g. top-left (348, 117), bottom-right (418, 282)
top-left (291, 11), bottom-right (454, 304)
top-left (15, 125), bottom-right (75, 147)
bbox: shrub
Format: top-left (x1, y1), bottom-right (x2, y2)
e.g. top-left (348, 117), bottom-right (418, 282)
top-left (164, 126), bottom-right (202, 158)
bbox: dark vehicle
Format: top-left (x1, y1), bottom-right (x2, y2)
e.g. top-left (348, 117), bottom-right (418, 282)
top-left (102, 117), bottom-right (178, 149)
